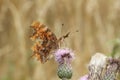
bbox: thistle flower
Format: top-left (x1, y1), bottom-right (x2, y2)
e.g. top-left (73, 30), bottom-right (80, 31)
top-left (79, 53), bottom-right (120, 80)
top-left (54, 48), bottom-right (74, 65)
top-left (88, 53), bottom-right (107, 80)
top-left (102, 58), bottom-right (120, 80)
top-left (89, 53), bottom-right (107, 68)
top-left (54, 48), bottom-right (74, 80)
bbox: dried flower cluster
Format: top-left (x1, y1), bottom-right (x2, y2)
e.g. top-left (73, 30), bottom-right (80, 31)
top-left (80, 53), bottom-right (120, 80)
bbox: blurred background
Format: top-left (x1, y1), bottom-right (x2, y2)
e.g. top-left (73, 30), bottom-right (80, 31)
top-left (0, 0), bottom-right (120, 80)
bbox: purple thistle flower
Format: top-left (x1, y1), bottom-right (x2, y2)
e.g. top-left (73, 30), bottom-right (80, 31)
top-left (54, 48), bottom-right (74, 79)
top-left (79, 75), bottom-right (88, 80)
top-left (54, 48), bottom-right (74, 65)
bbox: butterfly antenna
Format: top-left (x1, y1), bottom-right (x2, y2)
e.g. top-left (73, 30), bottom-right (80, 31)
top-left (63, 32), bottom-right (70, 39)
top-left (58, 32), bottom-right (70, 41)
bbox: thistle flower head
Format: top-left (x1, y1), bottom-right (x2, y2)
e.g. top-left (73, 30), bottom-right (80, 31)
top-left (54, 48), bottom-right (74, 65)
top-left (54, 48), bottom-right (74, 79)
top-left (103, 57), bottom-right (120, 80)
top-left (89, 53), bottom-right (107, 68)
top-left (88, 53), bottom-right (107, 80)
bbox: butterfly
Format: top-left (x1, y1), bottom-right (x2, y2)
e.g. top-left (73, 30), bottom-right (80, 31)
top-left (30, 21), bottom-right (70, 63)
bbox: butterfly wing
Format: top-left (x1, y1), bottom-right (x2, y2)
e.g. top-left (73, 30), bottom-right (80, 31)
top-left (30, 21), bottom-right (59, 63)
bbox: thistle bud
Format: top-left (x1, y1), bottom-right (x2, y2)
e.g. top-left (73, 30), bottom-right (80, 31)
top-left (57, 64), bottom-right (72, 79)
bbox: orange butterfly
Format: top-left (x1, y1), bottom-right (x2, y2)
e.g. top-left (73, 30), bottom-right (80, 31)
top-left (30, 21), bottom-right (70, 63)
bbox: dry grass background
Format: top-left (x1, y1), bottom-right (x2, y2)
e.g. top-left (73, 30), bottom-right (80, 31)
top-left (0, 0), bottom-right (120, 80)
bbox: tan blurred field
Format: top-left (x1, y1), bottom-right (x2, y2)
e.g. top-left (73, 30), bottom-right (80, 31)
top-left (0, 0), bottom-right (120, 80)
